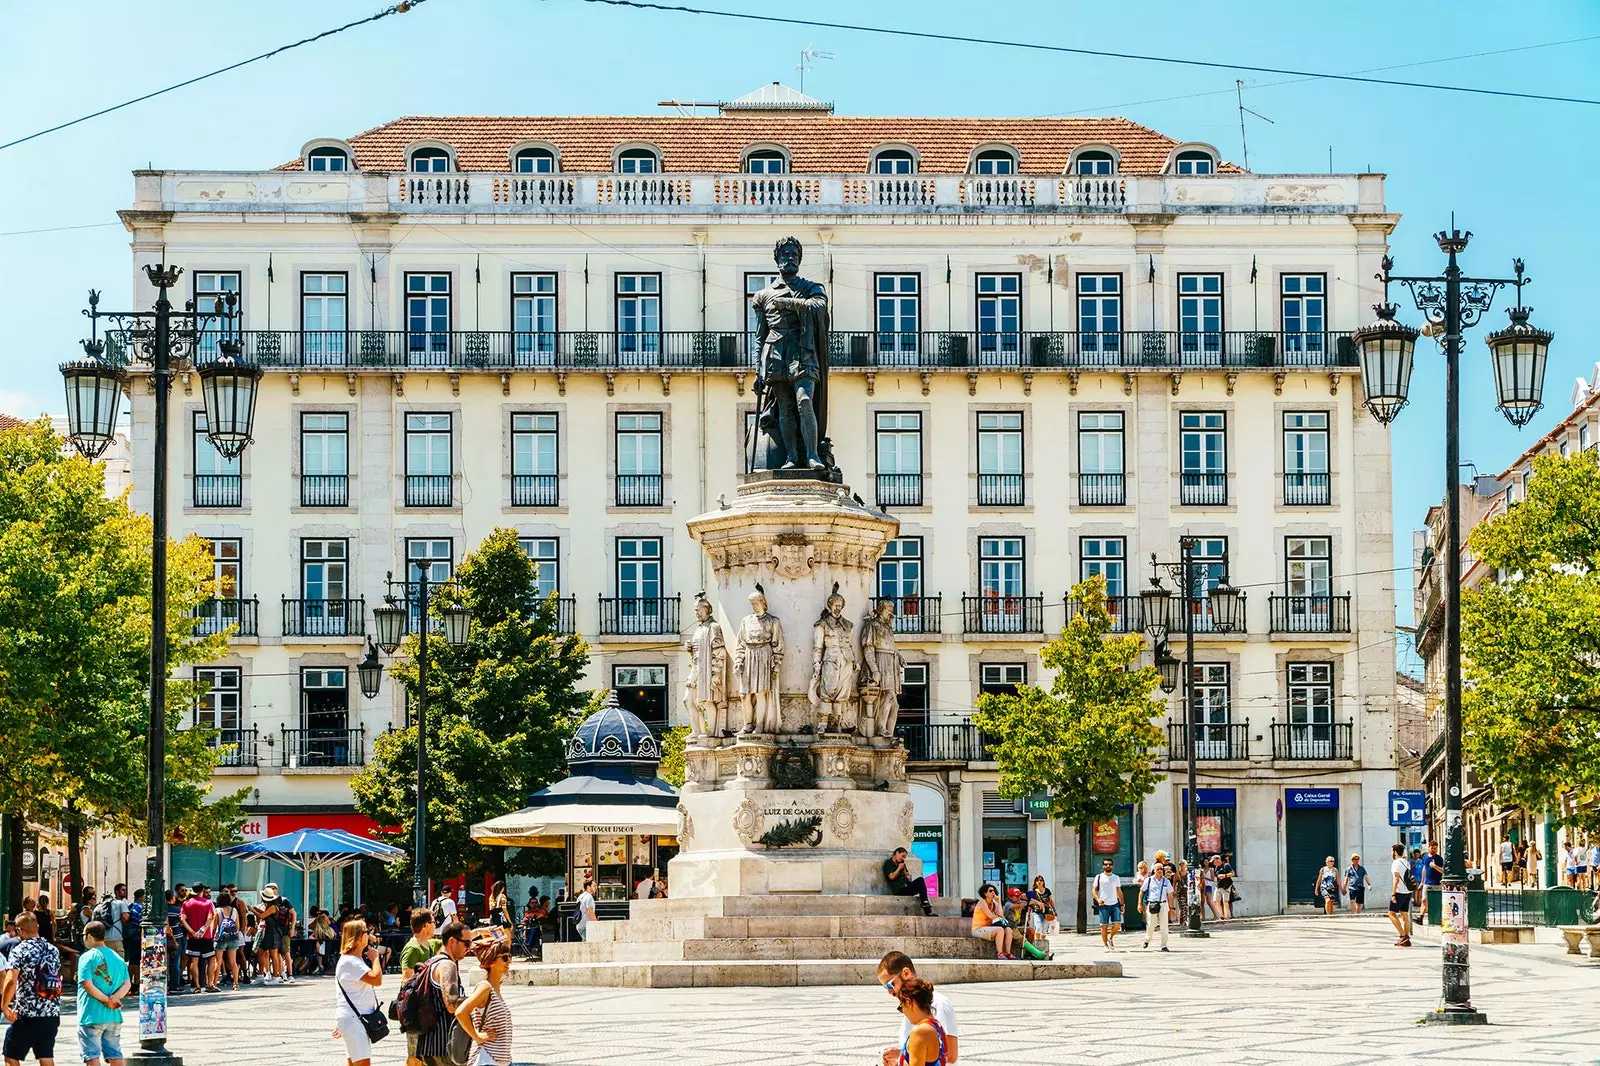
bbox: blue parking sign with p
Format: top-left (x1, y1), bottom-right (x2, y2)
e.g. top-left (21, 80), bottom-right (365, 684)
top-left (1389, 789), bottom-right (1427, 827)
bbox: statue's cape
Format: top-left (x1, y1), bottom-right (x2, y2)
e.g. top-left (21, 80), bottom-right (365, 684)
top-left (787, 275), bottom-right (831, 442)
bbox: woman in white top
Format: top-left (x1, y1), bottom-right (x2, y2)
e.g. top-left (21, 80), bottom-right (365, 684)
top-left (332, 918), bottom-right (384, 1066)
top-left (455, 939), bottom-right (515, 1066)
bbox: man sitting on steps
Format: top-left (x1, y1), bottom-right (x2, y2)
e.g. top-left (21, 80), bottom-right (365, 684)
top-left (883, 847), bottom-right (935, 916)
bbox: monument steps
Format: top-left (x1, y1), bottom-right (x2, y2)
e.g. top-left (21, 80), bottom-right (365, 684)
top-left (626, 894), bottom-right (960, 919)
top-left (507, 957), bottom-right (1123, 988)
top-left (544, 934), bottom-right (996, 964)
top-left (584, 914), bottom-right (974, 942)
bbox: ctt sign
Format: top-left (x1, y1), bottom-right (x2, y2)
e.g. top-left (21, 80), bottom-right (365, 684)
top-left (1389, 789), bottom-right (1427, 827)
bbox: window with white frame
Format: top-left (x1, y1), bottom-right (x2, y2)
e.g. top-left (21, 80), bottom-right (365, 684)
top-left (405, 273), bottom-right (451, 362)
top-left (616, 412), bottom-right (663, 505)
top-left (1283, 412), bottom-right (1330, 505)
top-left (512, 273), bottom-right (557, 364)
top-left (406, 538), bottom-right (452, 631)
top-left (1077, 411), bottom-right (1125, 505)
top-left (1079, 537), bottom-right (1126, 597)
top-left (193, 272), bottom-right (241, 362)
top-left (1286, 662), bottom-right (1335, 755)
top-left (875, 412), bottom-right (922, 506)
top-left (1074, 150), bottom-right (1114, 175)
top-left (404, 413), bottom-right (452, 506)
top-left (872, 149), bottom-right (915, 174)
top-left (194, 667), bottom-right (241, 734)
top-left (1191, 663), bottom-right (1231, 755)
top-left (300, 273), bottom-right (346, 364)
top-left (745, 150), bottom-right (786, 174)
top-left (1178, 274), bottom-right (1223, 358)
top-left (875, 274), bottom-right (920, 361)
top-left (617, 148), bottom-right (660, 174)
top-left (511, 413), bottom-right (558, 506)
top-left (616, 537), bottom-right (663, 602)
top-left (1174, 149), bottom-right (1215, 175)
top-left (409, 147), bottom-right (451, 172)
top-left (978, 537), bottom-right (1024, 601)
top-left (878, 537), bottom-right (923, 601)
top-left (976, 274), bottom-right (1020, 362)
top-left (193, 411), bottom-right (240, 507)
top-left (300, 412), bottom-right (348, 506)
top-left (1281, 274), bottom-right (1326, 356)
top-left (1077, 274), bottom-right (1121, 354)
top-left (519, 537), bottom-right (561, 598)
top-left (613, 664), bottom-right (668, 726)
top-left (306, 147), bottom-right (349, 172)
top-left (1180, 412), bottom-right (1227, 504)
top-left (979, 663), bottom-right (1026, 696)
top-left (973, 149), bottom-right (1016, 175)
top-left (514, 148), bottom-right (556, 173)
top-left (615, 274), bottom-right (661, 362)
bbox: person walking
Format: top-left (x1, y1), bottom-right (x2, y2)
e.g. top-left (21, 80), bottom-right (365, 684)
top-left (453, 940), bottom-right (514, 1066)
top-left (1315, 856), bottom-right (1343, 915)
top-left (1523, 839), bottom-right (1542, 889)
top-left (1172, 860), bottom-right (1190, 928)
top-left (331, 919), bottom-right (384, 1066)
top-left (1025, 876), bottom-right (1055, 941)
top-left (1345, 854), bottom-right (1371, 913)
top-left (256, 884), bottom-right (294, 986)
top-left (1091, 858), bottom-right (1123, 950)
top-left (486, 883), bottom-right (512, 936)
top-left (213, 890), bottom-right (244, 990)
top-left (1216, 854), bottom-right (1238, 919)
top-left (876, 952), bottom-right (960, 1066)
top-left (93, 887), bottom-right (131, 963)
top-left (0, 912), bottom-right (63, 1066)
top-left (1420, 843), bottom-right (1442, 923)
top-left (76, 921), bottom-right (129, 1066)
top-left (1388, 842), bottom-right (1413, 947)
top-left (1140, 862), bottom-right (1174, 951)
top-left (892, 977), bottom-right (949, 1066)
top-left (968, 884), bottom-right (1015, 960)
top-left (573, 879), bottom-right (597, 942)
top-left (429, 890), bottom-right (457, 930)
top-left (413, 922), bottom-right (473, 1066)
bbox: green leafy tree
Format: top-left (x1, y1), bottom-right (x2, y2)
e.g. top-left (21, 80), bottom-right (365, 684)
top-left (974, 576), bottom-right (1166, 932)
top-left (0, 420), bottom-right (245, 908)
top-left (657, 725), bottom-right (689, 788)
top-left (352, 528), bottom-right (595, 883)
top-left (1463, 452), bottom-right (1600, 833)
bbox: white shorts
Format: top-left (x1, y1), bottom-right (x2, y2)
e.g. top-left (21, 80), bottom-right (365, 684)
top-left (337, 1015), bottom-right (372, 1061)
top-left (972, 926), bottom-right (1002, 941)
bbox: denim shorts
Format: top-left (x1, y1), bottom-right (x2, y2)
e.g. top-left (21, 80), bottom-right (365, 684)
top-left (79, 1022), bottom-right (123, 1063)
top-left (1096, 904), bottom-right (1122, 926)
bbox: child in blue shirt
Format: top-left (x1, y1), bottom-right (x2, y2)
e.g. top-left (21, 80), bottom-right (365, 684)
top-left (77, 921), bottom-right (131, 1066)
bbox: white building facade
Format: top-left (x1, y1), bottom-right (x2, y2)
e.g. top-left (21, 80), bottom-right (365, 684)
top-left (121, 95), bottom-right (1398, 913)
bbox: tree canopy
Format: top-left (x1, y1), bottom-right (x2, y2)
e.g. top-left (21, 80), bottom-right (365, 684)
top-left (351, 527), bottom-right (595, 881)
top-left (0, 419), bottom-right (245, 851)
top-left (1462, 452), bottom-right (1600, 833)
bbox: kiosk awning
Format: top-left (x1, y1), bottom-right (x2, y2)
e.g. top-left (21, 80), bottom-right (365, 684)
top-left (470, 801), bottom-right (679, 846)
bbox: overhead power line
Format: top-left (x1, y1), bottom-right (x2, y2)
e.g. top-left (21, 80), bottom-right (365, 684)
top-left (0, 0), bottom-right (430, 154)
top-left (569, 0), bottom-right (1600, 107)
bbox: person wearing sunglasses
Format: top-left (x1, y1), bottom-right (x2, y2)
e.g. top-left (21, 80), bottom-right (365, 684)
top-left (1091, 859), bottom-right (1123, 950)
top-left (968, 883), bottom-right (1016, 960)
top-left (876, 951), bottom-right (960, 1066)
top-left (892, 976), bottom-right (949, 1066)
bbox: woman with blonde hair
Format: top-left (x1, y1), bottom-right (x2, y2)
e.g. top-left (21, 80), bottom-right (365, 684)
top-left (331, 918), bottom-right (385, 1066)
top-left (454, 939), bottom-right (515, 1065)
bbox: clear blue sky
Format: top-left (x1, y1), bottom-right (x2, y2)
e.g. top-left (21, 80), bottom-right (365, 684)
top-left (2, 0), bottom-right (1596, 627)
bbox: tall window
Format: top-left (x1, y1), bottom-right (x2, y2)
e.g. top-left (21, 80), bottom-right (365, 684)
top-left (405, 273), bottom-right (451, 364)
top-left (615, 274), bottom-right (661, 363)
top-left (297, 668), bottom-right (352, 767)
top-left (979, 663), bottom-right (1026, 696)
top-left (1178, 274), bottom-right (1223, 360)
top-left (193, 272), bottom-right (241, 363)
top-left (616, 412), bottom-right (663, 506)
top-left (406, 538), bottom-right (453, 632)
top-left (1281, 274), bottom-right (1326, 357)
top-left (514, 148), bottom-right (556, 173)
top-left (1174, 150), bottom-right (1215, 175)
top-left (1077, 411), bottom-right (1125, 505)
top-left (973, 149), bottom-right (1016, 175)
top-left (613, 665), bottom-right (668, 727)
top-left (1191, 663), bottom-right (1231, 756)
top-left (195, 538), bottom-right (242, 635)
top-left (1080, 537), bottom-right (1126, 595)
top-left (307, 147), bottom-right (349, 172)
top-left (409, 148), bottom-right (450, 172)
top-left (977, 412), bottom-right (1023, 506)
top-left (614, 538), bottom-right (664, 633)
top-left (1187, 537), bottom-right (1228, 632)
top-left (301, 273), bottom-right (347, 365)
top-left (1581, 424), bottom-right (1592, 452)
top-left (978, 537), bottom-right (1025, 630)
top-left (404, 413), bottom-right (452, 507)
top-left (512, 273), bottom-right (557, 365)
top-left (194, 667), bottom-right (241, 734)
top-left (878, 537), bottom-right (923, 600)
top-left (745, 150), bottom-right (786, 174)
top-left (519, 537), bottom-right (560, 598)
top-left (1179, 412), bottom-right (1227, 505)
top-left (1077, 274), bottom-right (1121, 356)
top-left (1287, 662), bottom-right (1335, 756)
top-left (193, 411), bottom-right (241, 507)
top-left (1074, 151), bottom-right (1114, 175)
top-left (1283, 411), bottom-right (1330, 505)
top-left (872, 150), bottom-right (915, 175)
top-left (617, 149), bottom-right (659, 174)
top-left (875, 412), bottom-right (922, 507)
top-left (875, 274), bottom-right (920, 363)
top-left (1284, 537), bottom-right (1333, 632)
top-left (297, 539), bottom-right (350, 636)
top-left (975, 274), bottom-right (1020, 363)
top-left (899, 663), bottom-right (929, 726)
top-left (745, 272), bottom-right (780, 337)
top-left (511, 413), bottom-right (558, 506)
top-left (300, 412), bottom-right (348, 507)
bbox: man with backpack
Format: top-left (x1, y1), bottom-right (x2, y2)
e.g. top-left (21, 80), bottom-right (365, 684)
top-left (399, 921), bottom-right (474, 1066)
top-left (428, 890), bottom-right (457, 929)
top-left (90, 887), bottom-right (130, 961)
top-left (1388, 842), bottom-right (1414, 947)
top-left (1, 912), bottom-right (63, 1066)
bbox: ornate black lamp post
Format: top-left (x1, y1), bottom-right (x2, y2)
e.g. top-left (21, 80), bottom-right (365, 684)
top-left (1141, 539), bottom-right (1246, 937)
top-left (60, 267), bottom-right (260, 1064)
top-left (1353, 228), bottom-right (1552, 1026)
top-left (364, 570), bottom-right (471, 908)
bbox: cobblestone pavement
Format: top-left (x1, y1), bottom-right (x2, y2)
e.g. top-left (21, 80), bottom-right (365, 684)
top-left (59, 917), bottom-right (1600, 1065)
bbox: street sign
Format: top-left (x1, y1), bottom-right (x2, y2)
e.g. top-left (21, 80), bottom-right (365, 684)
top-left (1388, 789), bottom-right (1427, 827)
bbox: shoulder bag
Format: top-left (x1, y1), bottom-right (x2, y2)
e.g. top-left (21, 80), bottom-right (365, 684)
top-left (339, 975), bottom-right (390, 1044)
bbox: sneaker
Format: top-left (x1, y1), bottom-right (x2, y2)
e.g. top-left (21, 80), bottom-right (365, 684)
top-left (263, 976), bottom-right (278, 986)
top-left (1160, 946), bottom-right (1170, 952)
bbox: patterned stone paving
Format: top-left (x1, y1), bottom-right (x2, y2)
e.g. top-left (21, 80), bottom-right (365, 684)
top-left (63, 917), bottom-right (1600, 1064)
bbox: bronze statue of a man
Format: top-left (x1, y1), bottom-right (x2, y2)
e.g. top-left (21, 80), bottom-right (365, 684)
top-left (750, 236), bottom-right (830, 473)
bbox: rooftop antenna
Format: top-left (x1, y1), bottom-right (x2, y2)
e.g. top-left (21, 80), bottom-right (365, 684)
top-left (1234, 79), bottom-right (1274, 171)
top-left (797, 45), bottom-right (835, 93)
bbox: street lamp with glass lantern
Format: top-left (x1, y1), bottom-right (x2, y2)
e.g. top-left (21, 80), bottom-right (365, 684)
top-left (1352, 231), bottom-right (1552, 1026)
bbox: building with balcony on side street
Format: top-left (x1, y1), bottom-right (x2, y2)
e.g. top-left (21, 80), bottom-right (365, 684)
top-left (119, 85), bottom-right (1398, 915)
top-left (1414, 362), bottom-right (1600, 887)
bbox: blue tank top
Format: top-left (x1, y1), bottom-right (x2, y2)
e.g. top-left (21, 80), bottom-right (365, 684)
top-left (900, 1017), bottom-right (948, 1066)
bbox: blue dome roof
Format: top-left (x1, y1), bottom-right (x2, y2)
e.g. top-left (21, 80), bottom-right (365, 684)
top-left (567, 695), bottom-right (662, 765)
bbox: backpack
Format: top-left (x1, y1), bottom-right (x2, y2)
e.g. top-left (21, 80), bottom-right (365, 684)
top-left (92, 899), bottom-right (116, 927)
top-left (1403, 865), bottom-right (1420, 894)
top-left (391, 958), bottom-right (441, 1035)
top-left (218, 912), bottom-right (238, 939)
top-left (430, 899), bottom-right (448, 927)
top-left (30, 944), bottom-right (63, 1002)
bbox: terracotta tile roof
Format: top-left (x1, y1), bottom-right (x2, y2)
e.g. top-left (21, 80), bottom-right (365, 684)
top-left (277, 115), bottom-right (1239, 174)
top-left (0, 413), bottom-right (25, 431)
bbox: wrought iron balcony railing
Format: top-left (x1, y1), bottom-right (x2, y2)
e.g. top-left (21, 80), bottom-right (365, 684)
top-left (1078, 472), bottom-right (1126, 506)
top-left (598, 595), bottom-right (681, 635)
top-left (512, 473), bottom-right (559, 507)
top-left (875, 473), bottom-right (923, 508)
top-left (1268, 594), bottom-right (1352, 634)
top-left (194, 474), bottom-right (242, 507)
top-left (880, 594), bottom-right (941, 635)
top-left (214, 726), bottom-right (260, 768)
top-left (1283, 471), bottom-right (1331, 506)
top-left (977, 473), bottom-right (1024, 506)
top-left (191, 597), bottom-right (259, 637)
top-left (962, 594), bottom-right (1044, 635)
top-left (1179, 472), bottom-right (1227, 506)
top-left (532, 594), bottom-right (578, 635)
top-left (1272, 722), bottom-right (1354, 761)
top-left (895, 721), bottom-right (995, 763)
top-left (1063, 594), bottom-right (1142, 634)
top-left (615, 474), bottom-right (664, 507)
top-left (279, 727), bottom-right (366, 768)
top-left (282, 597), bottom-right (365, 637)
top-left (1166, 721), bottom-right (1250, 761)
top-left (405, 474), bottom-right (453, 507)
top-left (1163, 597), bottom-right (1248, 636)
top-left (301, 474), bottom-right (349, 507)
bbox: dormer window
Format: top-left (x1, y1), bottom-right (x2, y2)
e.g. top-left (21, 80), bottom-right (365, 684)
top-left (872, 149), bottom-right (916, 175)
top-left (617, 148), bottom-right (660, 174)
top-left (409, 147), bottom-right (452, 173)
top-left (306, 147), bottom-right (350, 172)
top-left (1174, 149), bottom-right (1216, 175)
top-left (1074, 150), bottom-right (1115, 176)
top-left (514, 148), bottom-right (557, 174)
top-left (745, 150), bottom-right (787, 175)
top-left (972, 149), bottom-right (1017, 175)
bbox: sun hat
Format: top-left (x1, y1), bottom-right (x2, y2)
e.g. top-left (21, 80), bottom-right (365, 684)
top-left (261, 884), bottom-right (280, 902)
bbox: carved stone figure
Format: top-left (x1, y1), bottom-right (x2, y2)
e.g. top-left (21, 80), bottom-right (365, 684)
top-left (682, 594), bottom-right (731, 742)
top-left (809, 586), bottom-right (858, 734)
top-left (749, 236), bottom-right (832, 475)
top-left (858, 598), bottom-right (903, 740)
top-left (734, 586), bottom-right (785, 734)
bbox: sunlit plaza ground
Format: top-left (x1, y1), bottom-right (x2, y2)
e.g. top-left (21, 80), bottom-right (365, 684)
top-left (62, 917), bottom-right (1600, 1065)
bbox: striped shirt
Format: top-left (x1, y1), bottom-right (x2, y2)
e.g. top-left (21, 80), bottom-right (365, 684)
top-left (472, 985), bottom-right (514, 1066)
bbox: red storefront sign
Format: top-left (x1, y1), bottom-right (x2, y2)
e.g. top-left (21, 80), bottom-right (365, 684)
top-left (1091, 820), bottom-right (1120, 854)
top-left (242, 813), bottom-right (394, 839)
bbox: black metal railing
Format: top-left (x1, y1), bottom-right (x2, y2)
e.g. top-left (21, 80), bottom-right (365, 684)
top-left (1179, 472), bottom-right (1227, 506)
top-left (405, 474), bottom-right (453, 507)
top-left (1268, 594), bottom-right (1352, 634)
top-left (1064, 594), bottom-right (1142, 634)
top-left (301, 474), bottom-right (349, 507)
top-left (194, 474), bottom-right (242, 507)
top-left (534, 595), bottom-right (578, 635)
top-left (598, 595), bottom-right (681, 635)
top-left (977, 473), bottom-right (1024, 506)
top-left (191, 597), bottom-right (259, 637)
top-left (512, 473), bottom-right (559, 506)
top-left (1421, 728), bottom-right (1447, 774)
top-left (279, 727), bottom-right (366, 768)
top-left (1166, 721), bottom-right (1250, 761)
top-left (962, 594), bottom-right (1044, 634)
top-left (1284, 471), bottom-right (1331, 506)
top-left (896, 722), bottom-right (995, 763)
top-left (282, 597), bottom-right (365, 637)
top-left (882, 594), bottom-right (941, 635)
top-left (1078, 473), bottom-right (1126, 506)
top-left (876, 473), bottom-right (923, 507)
top-left (215, 727), bottom-right (259, 768)
top-left (616, 474), bottom-right (664, 507)
top-left (1164, 598), bottom-right (1248, 635)
top-left (1271, 722), bottom-right (1354, 760)
top-left (221, 329), bottom-right (1358, 373)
